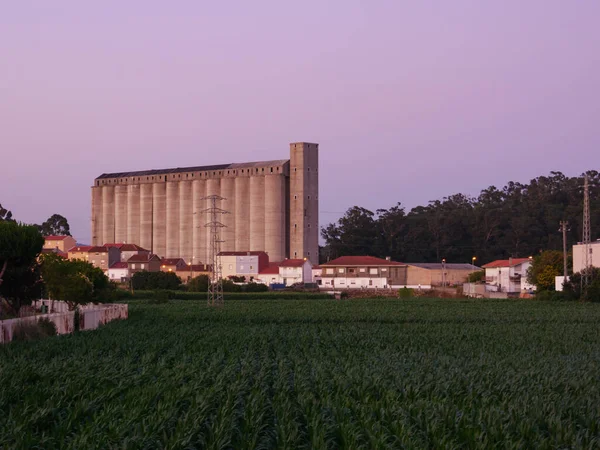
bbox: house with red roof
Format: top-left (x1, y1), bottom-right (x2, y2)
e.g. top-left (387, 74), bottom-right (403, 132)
top-left (103, 243), bottom-right (150, 262)
top-left (219, 251), bottom-right (269, 281)
top-left (256, 263), bottom-right (283, 285)
top-left (319, 256), bottom-right (408, 289)
top-left (481, 257), bottom-right (534, 293)
top-left (279, 259), bottom-right (313, 285)
top-left (108, 262), bottom-right (130, 283)
top-left (160, 258), bottom-right (187, 273)
top-left (43, 235), bottom-right (76, 253)
top-left (128, 254), bottom-right (162, 274)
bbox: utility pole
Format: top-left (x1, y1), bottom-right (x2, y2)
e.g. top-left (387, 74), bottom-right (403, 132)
top-left (201, 195), bottom-right (228, 307)
top-left (582, 174), bottom-right (591, 296)
top-left (559, 221), bottom-right (569, 279)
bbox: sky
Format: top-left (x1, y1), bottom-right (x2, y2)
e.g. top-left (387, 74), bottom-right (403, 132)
top-left (1, 1), bottom-right (599, 243)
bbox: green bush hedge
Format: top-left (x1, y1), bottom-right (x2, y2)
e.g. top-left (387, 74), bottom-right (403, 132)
top-left (130, 290), bottom-right (332, 301)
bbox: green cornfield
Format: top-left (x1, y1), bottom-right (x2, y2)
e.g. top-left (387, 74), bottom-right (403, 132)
top-left (2, 298), bottom-right (600, 449)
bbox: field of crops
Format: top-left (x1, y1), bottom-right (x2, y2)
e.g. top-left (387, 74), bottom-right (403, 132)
top-left (2, 298), bottom-right (600, 449)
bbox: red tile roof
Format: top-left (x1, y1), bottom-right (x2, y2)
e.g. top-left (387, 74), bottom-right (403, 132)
top-left (88, 246), bottom-right (110, 253)
top-left (320, 256), bottom-right (405, 267)
top-left (259, 264), bottom-right (281, 275)
top-left (41, 248), bottom-right (68, 258)
top-left (68, 245), bottom-right (93, 253)
top-left (482, 258), bottom-right (530, 269)
top-left (44, 235), bottom-right (71, 241)
top-left (161, 258), bottom-right (185, 266)
top-left (280, 259), bottom-right (308, 267)
top-left (128, 254), bottom-right (161, 263)
top-left (109, 262), bottom-right (129, 269)
top-left (176, 264), bottom-right (212, 272)
top-left (103, 243), bottom-right (149, 252)
top-left (218, 251), bottom-right (268, 256)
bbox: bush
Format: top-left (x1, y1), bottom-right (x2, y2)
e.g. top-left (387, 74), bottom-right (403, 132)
top-left (243, 282), bottom-right (268, 293)
top-left (222, 279), bottom-right (242, 292)
top-left (37, 317), bottom-right (57, 336)
top-left (535, 290), bottom-right (566, 302)
top-left (468, 271), bottom-right (485, 283)
top-left (131, 290), bottom-right (333, 300)
top-left (12, 318), bottom-right (57, 342)
top-left (152, 290), bottom-right (173, 303)
top-left (131, 271), bottom-right (182, 291)
top-left (398, 287), bottom-right (414, 299)
top-left (187, 275), bottom-right (210, 292)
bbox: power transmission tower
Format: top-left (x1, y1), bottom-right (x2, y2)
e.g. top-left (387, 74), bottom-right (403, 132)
top-left (201, 195), bottom-right (228, 307)
top-left (581, 174), bottom-right (591, 295)
top-left (559, 221), bottom-right (569, 279)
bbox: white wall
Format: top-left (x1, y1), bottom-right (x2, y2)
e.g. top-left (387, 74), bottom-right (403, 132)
top-left (320, 276), bottom-right (388, 289)
top-left (573, 242), bottom-right (600, 273)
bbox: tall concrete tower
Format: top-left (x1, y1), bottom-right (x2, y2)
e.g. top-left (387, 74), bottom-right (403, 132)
top-left (289, 142), bottom-right (319, 263)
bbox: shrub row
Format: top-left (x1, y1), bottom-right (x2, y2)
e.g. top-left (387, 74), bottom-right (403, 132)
top-left (130, 290), bottom-right (333, 301)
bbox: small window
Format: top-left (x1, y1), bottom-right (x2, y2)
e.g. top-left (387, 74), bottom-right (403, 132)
top-left (141, 264), bottom-right (145, 269)
top-left (294, 195), bottom-right (297, 200)
top-left (359, 268), bottom-right (366, 273)
top-left (294, 251), bottom-right (297, 257)
top-left (381, 268), bottom-right (387, 272)
top-left (270, 167), bottom-right (273, 173)
top-left (308, 196), bottom-right (311, 200)
top-left (241, 265), bottom-right (244, 270)
top-left (369, 268), bottom-right (378, 275)
top-left (261, 168), bottom-right (264, 172)
top-left (308, 224), bottom-right (311, 228)
top-left (294, 168), bottom-right (297, 172)
top-left (338, 268), bottom-right (345, 273)
top-left (229, 264), bottom-right (233, 270)
top-left (308, 168), bottom-right (310, 172)
top-left (348, 268), bottom-right (355, 274)
top-left (294, 224), bottom-right (297, 229)
top-left (326, 268), bottom-right (334, 274)
top-left (250, 265), bottom-right (253, 270)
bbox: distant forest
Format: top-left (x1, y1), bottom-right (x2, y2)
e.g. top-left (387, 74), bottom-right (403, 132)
top-left (320, 171), bottom-right (600, 265)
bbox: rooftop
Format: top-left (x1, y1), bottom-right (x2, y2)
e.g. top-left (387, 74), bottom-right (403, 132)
top-left (280, 259), bottom-right (309, 268)
top-left (218, 251), bottom-right (268, 257)
top-left (407, 263), bottom-right (480, 270)
top-left (321, 256), bottom-right (406, 267)
top-left (482, 258), bottom-right (531, 269)
top-left (109, 262), bottom-right (129, 269)
top-left (128, 254), bottom-right (161, 263)
top-left (259, 264), bottom-right (281, 275)
top-left (176, 264), bottom-right (212, 272)
top-left (96, 159), bottom-right (289, 180)
top-left (68, 245), bottom-right (93, 252)
top-left (44, 235), bottom-right (72, 241)
top-left (161, 258), bottom-right (186, 265)
top-left (103, 243), bottom-right (149, 252)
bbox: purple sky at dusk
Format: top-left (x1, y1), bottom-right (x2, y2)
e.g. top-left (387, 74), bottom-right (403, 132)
top-left (1, 1), bottom-right (599, 244)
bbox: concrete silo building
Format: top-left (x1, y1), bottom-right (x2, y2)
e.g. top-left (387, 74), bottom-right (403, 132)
top-left (91, 142), bottom-right (319, 264)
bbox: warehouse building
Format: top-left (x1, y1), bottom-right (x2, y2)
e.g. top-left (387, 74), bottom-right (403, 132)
top-left (91, 142), bottom-right (319, 264)
top-left (405, 263), bottom-right (480, 287)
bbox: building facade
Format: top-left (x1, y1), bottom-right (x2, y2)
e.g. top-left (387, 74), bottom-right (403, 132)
top-left (219, 251), bottom-right (269, 280)
top-left (405, 263), bottom-right (480, 287)
top-left (43, 235), bottom-right (77, 253)
top-left (320, 256), bottom-right (408, 289)
top-left (91, 142), bottom-right (319, 264)
top-left (482, 258), bottom-right (535, 293)
top-left (573, 240), bottom-right (600, 274)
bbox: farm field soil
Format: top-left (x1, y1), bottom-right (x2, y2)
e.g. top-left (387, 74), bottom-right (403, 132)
top-left (2, 298), bottom-right (600, 449)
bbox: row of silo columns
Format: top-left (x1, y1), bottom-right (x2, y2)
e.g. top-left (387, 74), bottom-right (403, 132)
top-left (92, 173), bottom-right (287, 264)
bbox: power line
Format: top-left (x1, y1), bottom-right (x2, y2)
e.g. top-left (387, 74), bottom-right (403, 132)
top-left (582, 175), bottom-right (591, 296)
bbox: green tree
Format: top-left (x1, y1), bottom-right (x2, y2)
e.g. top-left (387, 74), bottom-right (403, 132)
top-left (0, 221), bottom-right (44, 314)
top-left (0, 203), bottom-right (14, 222)
top-left (37, 214), bottom-right (71, 236)
top-left (40, 254), bottom-right (112, 310)
top-left (131, 271), bottom-right (182, 290)
top-left (563, 268), bottom-right (600, 302)
top-left (527, 250), bottom-right (566, 291)
top-left (188, 275), bottom-right (210, 292)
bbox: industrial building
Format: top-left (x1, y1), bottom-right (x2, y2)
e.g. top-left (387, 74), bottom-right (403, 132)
top-left (91, 142), bottom-right (319, 264)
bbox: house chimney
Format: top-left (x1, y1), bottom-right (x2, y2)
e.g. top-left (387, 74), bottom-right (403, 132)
top-left (386, 256), bottom-right (391, 261)
top-left (509, 257), bottom-right (513, 266)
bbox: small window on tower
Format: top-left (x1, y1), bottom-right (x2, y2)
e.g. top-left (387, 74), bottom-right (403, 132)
top-left (270, 167), bottom-right (273, 173)
top-left (308, 196), bottom-right (311, 200)
top-left (294, 195), bottom-right (297, 200)
top-left (308, 224), bottom-right (311, 228)
top-left (308, 168), bottom-right (310, 172)
top-left (294, 224), bottom-right (297, 229)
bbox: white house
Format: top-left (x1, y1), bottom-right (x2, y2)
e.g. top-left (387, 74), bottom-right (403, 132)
top-left (256, 264), bottom-right (282, 285)
top-left (482, 258), bottom-right (535, 293)
top-left (312, 265), bottom-right (322, 285)
top-left (573, 240), bottom-right (600, 274)
top-left (279, 259), bottom-right (313, 285)
top-left (108, 262), bottom-right (130, 283)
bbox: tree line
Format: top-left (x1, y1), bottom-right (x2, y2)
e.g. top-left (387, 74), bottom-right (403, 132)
top-left (0, 203), bottom-right (71, 236)
top-left (321, 171), bottom-right (600, 265)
